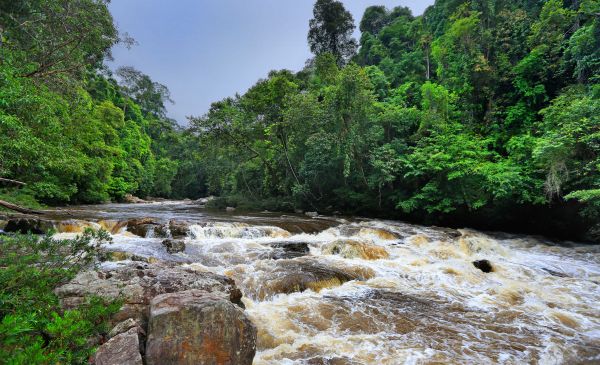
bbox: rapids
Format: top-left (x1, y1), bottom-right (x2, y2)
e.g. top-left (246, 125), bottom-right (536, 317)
top-left (42, 201), bottom-right (600, 364)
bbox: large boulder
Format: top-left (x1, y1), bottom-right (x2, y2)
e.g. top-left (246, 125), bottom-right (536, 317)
top-left (94, 327), bottom-right (143, 365)
top-left (56, 262), bottom-right (242, 325)
top-left (3, 218), bottom-right (54, 234)
top-left (145, 290), bottom-right (256, 365)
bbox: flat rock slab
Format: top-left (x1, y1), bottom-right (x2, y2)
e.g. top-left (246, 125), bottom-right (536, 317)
top-left (146, 289), bottom-right (256, 365)
top-left (95, 328), bottom-right (143, 365)
top-left (56, 262), bottom-right (242, 325)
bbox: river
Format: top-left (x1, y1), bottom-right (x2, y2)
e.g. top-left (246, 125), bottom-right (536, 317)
top-left (45, 201), bottom-right (600, 364)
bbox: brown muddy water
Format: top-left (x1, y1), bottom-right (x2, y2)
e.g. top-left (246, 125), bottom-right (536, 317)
top-left (28, 201), bottom-right (600, 364)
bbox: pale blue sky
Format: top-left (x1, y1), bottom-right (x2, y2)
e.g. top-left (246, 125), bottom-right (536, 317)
top-left (108, 1), bottom-right (434, 123)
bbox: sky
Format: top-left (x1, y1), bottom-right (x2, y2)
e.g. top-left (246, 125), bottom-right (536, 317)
top-left (108, 0), bottom-right (434, 124)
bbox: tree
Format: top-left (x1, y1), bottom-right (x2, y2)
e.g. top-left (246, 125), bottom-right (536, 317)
top-left (116, 66), bottom-right (174, 118)
top-left (360, 6), bottom-right (389, 35)
top-left (0, 0), bottom-right (119, 83)
top-left (308, 0), bottom-right (358, 65)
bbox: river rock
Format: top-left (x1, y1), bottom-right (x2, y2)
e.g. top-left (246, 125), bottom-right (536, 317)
top-left (94, 327), bottom-right (143, 365)
top-left (473, 259), bottom-right (493, 273)
top-left (168, 220), bottom-right (190, 238)
top-left (3, 217), bottom-right (54, 234)
top-left (305, 211), bottom-right (318, 218)
top-left (127, 218), bottom-right (161, 238)
top-left (226, 206), bottom-right (236, 212)
top-left (145, 289), bottom-right (256, 365)
top-left (162, 239), bottom-right (186, 254)
top-left (56, 262), bottom-right (243, 325)
top-left (124, 194), bottom-right (146, 204)
top-left (261, 241), bottom-right (310, 260)
top-left (100, 250), bottom-right (160, 264)
top-left (255, 258), bottom-right (375, 299)
top-left (322, 239), bottom-right (389, 260)
top-left (195, 196), bottom-right (214, 205)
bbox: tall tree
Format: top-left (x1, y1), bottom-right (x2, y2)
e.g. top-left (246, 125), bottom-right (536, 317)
top-left (308, 0), bottom-right (358, 65)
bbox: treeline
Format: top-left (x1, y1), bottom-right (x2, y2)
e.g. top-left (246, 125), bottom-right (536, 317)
top-left (191, 0), bottom-right (599, 241)
top-left (1, 0), bottom-right (598, 241)
top-left (0, 0), bottom-right (203, 205)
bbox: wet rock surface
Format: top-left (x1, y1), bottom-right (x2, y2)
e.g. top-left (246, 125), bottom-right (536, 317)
top-left (255, 258), bottom-right (374, 299)
top-left (162, 239), bottom-right (186, 254)
top-left (56, 262), bottom-right (243, 325)
top-left (168, 220), bottom-right (190, 238)
top-left (126, 218), bottom-right (161, 238)
top-left (261, 241), bottom-right (310, 260)
top-left (473, 259), bottom-right (493, 273)
top-left (4, 217), bottom-right (54, 234)
top-left (146, 290), bottom-right (256, 365)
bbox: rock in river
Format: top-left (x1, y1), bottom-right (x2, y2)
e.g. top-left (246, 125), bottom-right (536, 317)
top-left (3, 217), bottom-right (54, 234)
top-left (55, 262), bottom-right (243, 325)
top-left (145, 289), bottom-right (256, 365)
top-left (162, 239), bottom-right (186, 254)
top-left (473, 259), bottom-right (493, 273)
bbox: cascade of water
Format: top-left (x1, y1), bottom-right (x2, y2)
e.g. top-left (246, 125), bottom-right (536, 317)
top-left (48, 204), bottom-right (600, 364)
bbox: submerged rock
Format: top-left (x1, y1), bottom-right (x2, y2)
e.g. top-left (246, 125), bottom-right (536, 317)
top-left (4, 218), bottom-right (54, 234)
top-left (322, 239), bottom-right (389, 260)
top-left (162, 239), bottom-right (186, 254)
top-left (94, 327), bottom-right (143, 365)
top-left (145, 290), bottom-right (256, 365)
top-left (261, 241), bottom-right (310, 260)
top-left (255, 258), bottom-right (375, 299)
top-left (358, 227), bottom-right (400, 241)
top-left (473, 259), bottom-right (493, 273)
top-left (56, 262), bottom-right (242, 325)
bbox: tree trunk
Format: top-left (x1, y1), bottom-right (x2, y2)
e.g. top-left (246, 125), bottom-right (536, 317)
top-left (0, 200), bottom-right (44, 215)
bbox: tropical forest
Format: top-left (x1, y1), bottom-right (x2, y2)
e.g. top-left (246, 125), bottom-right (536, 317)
top-left (0, 0), bottom-right (599, 364)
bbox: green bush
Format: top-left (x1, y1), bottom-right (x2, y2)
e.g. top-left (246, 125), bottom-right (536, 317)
top-left (0, 230), bottom-right (121, 364)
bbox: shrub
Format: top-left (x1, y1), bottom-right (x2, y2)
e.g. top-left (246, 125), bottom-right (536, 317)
top-left (0, 230), bottom-right (121, 364)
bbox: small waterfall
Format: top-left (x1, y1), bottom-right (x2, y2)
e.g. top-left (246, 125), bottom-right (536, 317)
top-left (188, 223), bottom-right (291, 240)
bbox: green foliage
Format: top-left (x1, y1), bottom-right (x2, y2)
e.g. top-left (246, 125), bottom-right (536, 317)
top-left (0, 1), bottom-right (203, 204)
top-left (308, 0), bottom-right (358, 65)
top-left (192, 0), bottom-right (600, 239)
top-left (1, 0), bottom-right (598, 240)
top-left (0, 230), bottom-right (121, 364)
